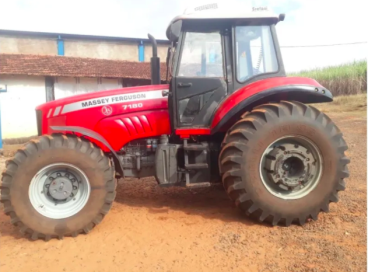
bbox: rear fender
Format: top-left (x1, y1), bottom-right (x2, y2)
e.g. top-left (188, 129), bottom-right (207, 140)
top-left (211, 79), bottom-right (333, 133)
top-left (51, 126), bottom-right (124, 177)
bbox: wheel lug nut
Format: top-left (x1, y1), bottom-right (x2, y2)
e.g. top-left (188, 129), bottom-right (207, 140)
top-left (73, 186), bottom-right (77, 190)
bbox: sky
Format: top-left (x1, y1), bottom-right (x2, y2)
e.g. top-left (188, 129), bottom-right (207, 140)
top-left (0, 0), bottom-right (367, 72)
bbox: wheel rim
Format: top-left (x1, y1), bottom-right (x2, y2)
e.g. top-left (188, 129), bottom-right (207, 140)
top-left (259, 135), bottom-right (323, 200)
top-left (29, 163), bottom-right (90, 219)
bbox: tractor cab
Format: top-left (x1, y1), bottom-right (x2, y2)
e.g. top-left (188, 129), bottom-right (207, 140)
top-left (165, 5), bottom-right (286, 131)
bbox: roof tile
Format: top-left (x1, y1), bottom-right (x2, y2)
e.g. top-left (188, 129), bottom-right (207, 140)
top-left (0, 53), bottom-right (167, 80)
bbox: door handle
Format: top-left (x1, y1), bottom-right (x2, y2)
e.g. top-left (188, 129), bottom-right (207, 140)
top-left (177, 82), bottom-right (192, 88)
top-left (162, 90), bottom-right (170, 97)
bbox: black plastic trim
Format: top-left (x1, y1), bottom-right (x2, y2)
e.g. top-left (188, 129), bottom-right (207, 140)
top-left (50, 126), bottom-right (124, 176)
top-left (211, 85), bottom-right (333, 134)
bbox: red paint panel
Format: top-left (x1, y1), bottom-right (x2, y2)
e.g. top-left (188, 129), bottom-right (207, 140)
top-left (40, 85), bottom-right (170, 151)
top-left (47, 116), bottom-right (66, 134)
top-left (211, 77), bottom-right (322, 129)
top-left (122, 118), bottom-right (138, 136)
top-left (115, 119), bottom-right (130, 135)
top-left (176, 128), bottom-right (211, 136)
top-left (95, 110), bottom-right (171, 151)
top-left (131, 116), bottom-right (145, 134)
top-left (37, 84), bottom-right (169, 113)
top-left (38, 84), bottom-right (169, 137)
top-left (139, 115), bottom-right (152, 132)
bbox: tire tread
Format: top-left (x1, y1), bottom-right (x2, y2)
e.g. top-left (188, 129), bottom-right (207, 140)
top-left (219, 101), bottom-right (349, 226)
top-left (0, 134), bottom-right (116, 241)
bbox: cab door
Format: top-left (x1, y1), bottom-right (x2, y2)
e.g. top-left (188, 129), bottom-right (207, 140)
top-left (171, 30), bottom-right (228, 129)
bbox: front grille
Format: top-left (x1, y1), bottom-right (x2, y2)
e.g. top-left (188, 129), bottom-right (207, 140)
top-left (36, 110), bottom-right (42, 136)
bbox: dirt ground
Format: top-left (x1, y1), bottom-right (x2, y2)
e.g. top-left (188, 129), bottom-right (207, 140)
top-left (0, 111), bottom-right (366, 272)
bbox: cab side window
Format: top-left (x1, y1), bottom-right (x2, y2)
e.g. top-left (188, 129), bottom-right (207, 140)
top-left (235, 26), bottom-right (278, 82)
top-left (178, 32), bottom-right (224, 78)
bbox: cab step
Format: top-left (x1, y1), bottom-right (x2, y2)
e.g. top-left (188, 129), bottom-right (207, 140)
top-left (183, 139), bottom-right (210, 187)
top-left (186, 182), bottom-right (211, 189)
top-left (184, 163), bottom-right (208, 170)
top-left (184, 143), bottom-right (208, 151)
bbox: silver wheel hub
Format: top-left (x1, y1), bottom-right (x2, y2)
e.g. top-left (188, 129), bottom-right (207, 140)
top-left (44, 171), bottom-right (79, 202)
top-left (48, 177), bottom-right (73, 200)
top-left (260, 136), bottom-right (322, 200)
top-left (29, 163), bottom-right (90, 219)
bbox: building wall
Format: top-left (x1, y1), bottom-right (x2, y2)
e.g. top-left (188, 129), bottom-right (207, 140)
top-left (54, 77), bottom-right (123, 99)
top-left (0, 34), bottom-right (170, 62)
top-left (0, 75), bottom-right (46, 139)
top-left (144, 44), bottom-right (168, 62)
top-left (0, 36), bottom-right (56, 55)
top-left (64, 40), bottom-right (138, 61)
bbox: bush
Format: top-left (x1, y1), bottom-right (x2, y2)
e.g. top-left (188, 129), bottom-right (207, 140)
top-left (290, 60), bottom-right (367, 96)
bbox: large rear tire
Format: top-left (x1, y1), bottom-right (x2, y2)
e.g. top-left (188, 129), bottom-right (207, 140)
top-left (219, 101), bottom-right (349, 226)
top-left (0, 135), bottom-right (116, 240)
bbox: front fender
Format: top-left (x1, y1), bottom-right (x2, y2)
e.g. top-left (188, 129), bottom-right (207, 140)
top-left (211, 77), bottom-right (332, 133)
top-left (51, 126), bottom-right (124, 177)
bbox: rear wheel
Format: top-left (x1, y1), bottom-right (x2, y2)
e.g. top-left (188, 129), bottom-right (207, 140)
top-left (0, 135), bottom-right (116, 240)
top-left (219, 101), bottom-right (349, 226)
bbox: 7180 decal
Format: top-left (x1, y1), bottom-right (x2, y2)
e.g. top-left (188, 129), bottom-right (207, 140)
top-left (122, 103), bottom-right (143, 110)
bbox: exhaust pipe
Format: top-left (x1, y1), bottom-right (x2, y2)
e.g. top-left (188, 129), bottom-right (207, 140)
top-left (147, 34), bottom-right (161, 85)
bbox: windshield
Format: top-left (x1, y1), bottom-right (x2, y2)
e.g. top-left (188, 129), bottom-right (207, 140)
top-left (235, 25), bottom-right (278, 82)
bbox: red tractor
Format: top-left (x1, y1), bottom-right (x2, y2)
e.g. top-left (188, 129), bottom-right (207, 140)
top-left (1, 6), bottom-right (349, 240)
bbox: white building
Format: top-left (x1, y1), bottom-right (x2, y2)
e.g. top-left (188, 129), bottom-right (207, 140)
top-left (0, 53), bottom-right (166, 140)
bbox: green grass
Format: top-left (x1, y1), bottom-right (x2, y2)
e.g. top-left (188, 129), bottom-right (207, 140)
top-left (290, 60), bottom-right (367, 96)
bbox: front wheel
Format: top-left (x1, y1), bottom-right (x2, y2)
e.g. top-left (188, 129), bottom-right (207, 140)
top-left (219, 101), bottom-right (350, 226)
top-left (0, 135), bottom-right (116, 240)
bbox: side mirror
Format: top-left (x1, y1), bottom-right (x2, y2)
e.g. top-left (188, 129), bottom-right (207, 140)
top-left (167, 20), bottom-right (182, 41)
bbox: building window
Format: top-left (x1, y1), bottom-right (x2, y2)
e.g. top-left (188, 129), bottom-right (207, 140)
top-left (57, 36), bottom-right (64, 56)
top-left (138, 41), bottom-right (144, 62)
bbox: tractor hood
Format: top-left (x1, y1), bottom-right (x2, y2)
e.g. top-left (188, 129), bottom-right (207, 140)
top-left (36, 84), bottom-right (170, 145)
top-left (36, 84), bottom-right (169, 114)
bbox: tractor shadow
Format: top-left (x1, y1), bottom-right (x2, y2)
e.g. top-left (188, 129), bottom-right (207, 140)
top-left (114, 177), bottom-right (261, 226)
top-left (0, 177), bottom-right (264, 241)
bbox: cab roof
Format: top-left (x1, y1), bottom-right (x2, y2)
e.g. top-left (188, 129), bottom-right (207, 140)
top-left (166, 4), bottom-right (284, 41)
